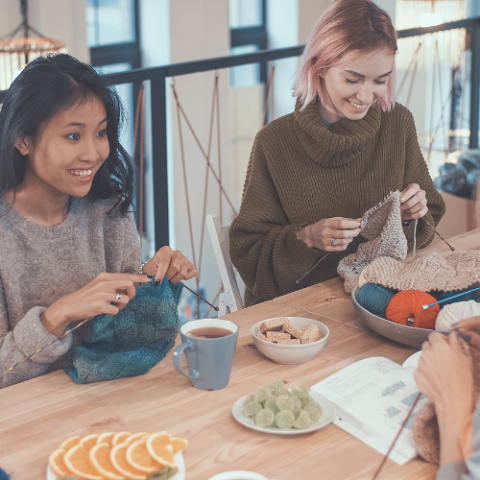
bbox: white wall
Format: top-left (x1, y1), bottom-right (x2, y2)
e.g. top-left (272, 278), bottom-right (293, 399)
top-left (298, 0), bottom-right (332, 44)
top-left (0, 0), bottom-right (88, 63)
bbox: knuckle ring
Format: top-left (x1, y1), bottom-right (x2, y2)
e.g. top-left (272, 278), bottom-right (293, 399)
top-left (115, 293), bottom-right (122, 303)
top-left (331, 238), bottom-right (338, 246)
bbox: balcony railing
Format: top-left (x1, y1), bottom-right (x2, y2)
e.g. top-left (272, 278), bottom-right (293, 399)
top-left (1, 17), bottom-right (479, 250)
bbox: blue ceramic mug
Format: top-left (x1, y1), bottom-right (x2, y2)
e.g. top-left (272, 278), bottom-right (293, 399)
top-left (172, 319), bottom-right (239, 390)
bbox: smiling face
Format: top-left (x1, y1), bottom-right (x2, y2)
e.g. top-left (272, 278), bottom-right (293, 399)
top-left (15, 96), bottom-right (110, 200)
top-left (319, 49), bottom-right (394, 123)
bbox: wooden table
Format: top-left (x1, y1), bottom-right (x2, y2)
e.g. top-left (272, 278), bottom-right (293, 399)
top-left (1, 229), bottom-right (478, 480)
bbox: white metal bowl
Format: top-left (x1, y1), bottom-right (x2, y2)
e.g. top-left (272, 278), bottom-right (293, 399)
top-left (250, 317), bottom-right (329, 364)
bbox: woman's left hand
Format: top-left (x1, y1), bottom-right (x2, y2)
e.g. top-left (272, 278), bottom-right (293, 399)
top-left (414, 332), bottom-right (474, 466)
top-left (143, 246), bottom-right (198, 284)
top-left (414, 332), bottom-right (473, 411)
top-left (400, 183), bottom-right (428, 220)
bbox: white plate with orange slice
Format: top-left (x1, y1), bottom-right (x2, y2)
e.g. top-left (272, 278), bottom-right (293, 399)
top-left (47, 431), bottom-right (187, 480)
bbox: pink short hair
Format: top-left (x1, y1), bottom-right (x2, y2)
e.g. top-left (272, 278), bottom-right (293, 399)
top-left (294, 0), bottom-right (397, 112)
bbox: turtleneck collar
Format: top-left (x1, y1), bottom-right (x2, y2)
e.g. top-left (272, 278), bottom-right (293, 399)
top-left (294, 98), bottom-right (383, 167)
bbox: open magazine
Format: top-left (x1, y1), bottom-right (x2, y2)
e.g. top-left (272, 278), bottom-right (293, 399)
top-left (311, 352), bottom-right (424, 465)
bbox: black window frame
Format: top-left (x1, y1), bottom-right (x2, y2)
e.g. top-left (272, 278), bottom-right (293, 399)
top-left (230, 0), bottom-right (267, 83)
top-left (88, 0), bottom-right (142, 70)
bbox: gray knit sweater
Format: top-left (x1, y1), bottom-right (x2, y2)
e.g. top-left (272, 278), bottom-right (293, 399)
top-left (0, 195), bottom-right (141, 388)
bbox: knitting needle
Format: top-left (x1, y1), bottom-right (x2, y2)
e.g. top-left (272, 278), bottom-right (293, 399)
top-left (295, 252), bottom-right (331, 285)
top-left (182, 284), bottom-right (219, 311)
top-left (371, 392), bottom-right (422, 480)
top-left (9, 283), bottom-right (218, 372)
top-left (421, 218), bottom-right (455, 252)
top-left (422, 285), bottom-right (480, 310)
top-left (9, 316), bottom-right (93, 371)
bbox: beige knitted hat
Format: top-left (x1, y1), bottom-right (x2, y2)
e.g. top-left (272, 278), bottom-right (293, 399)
top-left (362, 249), bottom-right (480, 292)
top-left (338, 190), bottom-right (408, 293)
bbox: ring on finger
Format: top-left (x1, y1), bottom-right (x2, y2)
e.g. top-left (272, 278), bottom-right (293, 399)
top-left (114, 293), bottom-right (122, 303)
top-left (331, 238), bottom-right (338, 246)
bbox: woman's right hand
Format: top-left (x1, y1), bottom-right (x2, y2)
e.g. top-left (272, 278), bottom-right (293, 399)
top-left (297, 217), bottom-right (362, 251)
top-left (40, 273), bottom-right (151, 337)
top-left (454, 316), bottom-right (480, 350)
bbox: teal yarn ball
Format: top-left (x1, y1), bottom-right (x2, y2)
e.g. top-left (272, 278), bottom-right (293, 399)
top-left (357, 283), bottom-right (397, 318)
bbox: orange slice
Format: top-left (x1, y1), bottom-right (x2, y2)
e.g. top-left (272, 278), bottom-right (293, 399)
top-left (126, 438), bottom-right (163, 474)
top-left (59, 436), bottom-right (81, 452)
top-left (80, 433), bottom-right (100, 451)
top-left (146, 431), bottom-right (171, 448)
top-left (97, 431), bottom-right (117, 447)
top-left (170, 437), bottom-right (189, 453)
top-left (125, 432), bottom-right (149, 444)
top-left (111, 442), bottom-right (147, 480)
top-left (89, 442), bottom-right (124, 480)
top-left (146, 437), bottom-right (176, 468)
top-left (64, 443), bottom-right (103, 480)
top-left (112, 431), bottom-right (131, 446)
top-left (49, 448), bottom-right (71, 477)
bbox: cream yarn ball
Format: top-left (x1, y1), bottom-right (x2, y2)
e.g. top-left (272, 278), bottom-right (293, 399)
top-left (435, 300), bottom-right (480, 332)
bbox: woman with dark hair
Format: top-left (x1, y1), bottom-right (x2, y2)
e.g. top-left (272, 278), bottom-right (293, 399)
top-left (0, 54), bottom-right (197, 388)
top-left (229, 0), bottom-right (445, 306)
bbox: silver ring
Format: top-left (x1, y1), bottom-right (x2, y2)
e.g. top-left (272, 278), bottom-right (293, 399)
top-left (331, 238), bottom-right (338, 246)
top-left (115, 293), bottom-right (122, 303)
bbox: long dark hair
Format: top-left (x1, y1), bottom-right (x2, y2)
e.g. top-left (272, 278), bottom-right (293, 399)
top-left (0, 53), bottom-right (134, 214)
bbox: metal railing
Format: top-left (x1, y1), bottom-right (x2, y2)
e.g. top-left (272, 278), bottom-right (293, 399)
top-left (1, 17), bottom-right (480, 250)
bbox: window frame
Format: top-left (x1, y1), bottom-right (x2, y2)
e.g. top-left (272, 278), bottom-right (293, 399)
top-left (88, 0), bottom-right (141, 70)
top-left (230, 0), bottom-right (267, 83)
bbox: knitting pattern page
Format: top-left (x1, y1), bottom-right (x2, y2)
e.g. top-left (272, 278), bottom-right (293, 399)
top-left (312, 357), bottom-right (428, 464)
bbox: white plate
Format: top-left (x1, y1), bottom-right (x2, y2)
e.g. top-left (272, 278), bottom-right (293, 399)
top-left (47, 450), bottom-right (185, 480)
top-left (232, 389), bottom-right (334, 435)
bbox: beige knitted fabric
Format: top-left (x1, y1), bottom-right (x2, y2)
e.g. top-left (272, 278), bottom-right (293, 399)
top-left (362, 249), bottom-right (480, 292)
top-left (412, 338), bottom-right (480, 464)
top-left (337, 190), bottom-right (407, 293)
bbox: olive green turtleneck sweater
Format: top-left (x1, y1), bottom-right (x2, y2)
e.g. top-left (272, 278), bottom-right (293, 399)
top-left (229, 101), bottom-right (446, 307)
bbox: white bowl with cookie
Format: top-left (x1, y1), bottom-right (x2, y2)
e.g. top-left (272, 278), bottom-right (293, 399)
top-left (250, 317), bottom-right (329, 364)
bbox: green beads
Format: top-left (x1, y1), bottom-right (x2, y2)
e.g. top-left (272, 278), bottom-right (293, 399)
top-left (275, 410), bottom-right (295, 429)
top-left (243, 401), bottom-right (262, 417)
top-left (255, 408), bottom-right (275, 427)
top-left (244, 379), bottom-right (323, 430)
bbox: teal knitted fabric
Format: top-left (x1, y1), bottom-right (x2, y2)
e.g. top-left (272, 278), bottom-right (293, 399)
top-left (64, 280), bottom-right (183, 384)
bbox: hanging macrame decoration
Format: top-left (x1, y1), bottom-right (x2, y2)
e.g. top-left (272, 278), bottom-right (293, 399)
top-left (0, 0), bottom-right (67, 91)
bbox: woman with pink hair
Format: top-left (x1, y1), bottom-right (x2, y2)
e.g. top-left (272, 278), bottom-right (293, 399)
top-left (229, 0), bottom-right (445, 307)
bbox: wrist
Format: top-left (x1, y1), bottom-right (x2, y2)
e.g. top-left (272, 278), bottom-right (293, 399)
top-left (297, 226), bottom-right (313, 248)
top-left (41, 301), bottom-right (71, 337)
top-left (436, 398), bottom-right (472, 434)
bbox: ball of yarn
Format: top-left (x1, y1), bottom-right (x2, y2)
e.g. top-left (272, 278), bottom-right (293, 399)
top-left (386, 290), bottom-right (440, 329)
top-left (357, 283), bottom-right (397, 318)
top-left (358, 270), bottom-right (368, 289)
top-left (435, 300), bottom-right (480, 332)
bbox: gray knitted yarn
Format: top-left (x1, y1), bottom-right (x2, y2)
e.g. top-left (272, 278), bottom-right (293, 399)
top-left (337, 190), bottom-right (408, 293)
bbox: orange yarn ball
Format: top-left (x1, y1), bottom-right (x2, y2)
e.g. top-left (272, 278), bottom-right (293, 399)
top-left (385, 290), bottom-right (440, 329)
